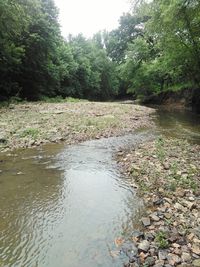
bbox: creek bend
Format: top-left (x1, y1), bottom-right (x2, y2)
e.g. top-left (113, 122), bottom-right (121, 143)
top-left (0, 108), bottom-right (199, 267)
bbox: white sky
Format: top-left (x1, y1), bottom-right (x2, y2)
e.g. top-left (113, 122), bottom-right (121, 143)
top-left (54, 0), bottom-right (131, 38)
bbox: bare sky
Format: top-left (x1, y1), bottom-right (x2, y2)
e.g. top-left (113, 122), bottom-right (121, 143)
top-left (54, 0), bottom-right (131, 38)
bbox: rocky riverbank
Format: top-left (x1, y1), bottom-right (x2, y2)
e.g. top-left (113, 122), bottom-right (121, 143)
top-left (0, 101), bottom-right (154, 152)
top-left (116, 138), bottom-right (200, 267)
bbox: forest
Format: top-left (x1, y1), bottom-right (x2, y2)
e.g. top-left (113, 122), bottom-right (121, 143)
top-left (0, 0), bottom-right (200, 101)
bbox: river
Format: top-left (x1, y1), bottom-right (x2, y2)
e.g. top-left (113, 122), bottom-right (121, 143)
top-left (0, 108), bottom-right (199, 267)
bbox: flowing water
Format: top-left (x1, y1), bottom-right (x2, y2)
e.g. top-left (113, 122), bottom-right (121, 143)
top-left (0, 108), bottom-right (199, 267)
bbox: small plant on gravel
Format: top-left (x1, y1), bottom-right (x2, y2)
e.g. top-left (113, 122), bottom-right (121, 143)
top-left (155, 137), bottom-right (165, 162)
top-left (155, 231), bottom-right (169, 249)
top-left (20, 128), bottom-right (39, 139)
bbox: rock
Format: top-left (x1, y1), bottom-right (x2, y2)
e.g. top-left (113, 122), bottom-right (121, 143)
top-left (187, 233), bottom-right (194, 241)
top-left (158, 250), bottom-right (167, 260)
top-left (164, 213), bottom-right (172, 219)
top-left (168, 235), bottom-right (178, 243)
top-left (149, 248), bottom-right (157, 256)
top-left (110, 250), bottom-right (121, 258)
top-left (153, 195), bottom-right (164, 205)
top-left (132, 230), bottom-right (144, 239)
top-left (181, 252), bottom-right (191, 262)
top-left (172, 243), bottom-right (181, 248)
top-left (0, 133), bottom-right (7, 144)
top-left (176, 237), bottom-right (187, 246)
top-left (181, 200), bottom-right (195, 210)
top-left (150, 213), bottom-right (160, 222)
top-left (163, 163), bottom-right (170, 170)
top-left (176, 188), bottom-right (186, 197)
top-left (141, 217), bottom-right (151, 227)
top-left (145, 232), bottom-right (155, 241)
top-left (164, 198), bottom-right (173, 204)
top-left (129, 256), bottom-right (136, 263)
top-left (181, 245), bottom-right (190, 253)
top-left (173, 247), bottom-right (182, 255)
top-left (167, 253), bottom-right (181, 265)
top-left (138, 240), bottom-right (150, 252)
top-left (191, 245), bottom-right (200, 255)
top-left (176, 265), bottom-right (192, 267)
top-left (145, 257), bottom-right (155, 266)
top-left (193, 259), bottom-right (200, 267)
top-left (174, 203), bottom-right (186, 211)
top-left (121, 242), bottom-right (138, 257)
top-left (115, 237), bottom-right (124, 247)
top-left (154, 260), bottom-right (165, 267)
top-left (193, 238), bottom-right (200, 244)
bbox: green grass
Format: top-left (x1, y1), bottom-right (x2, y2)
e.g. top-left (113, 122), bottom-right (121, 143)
top-left (20, 128), bottom-right (40, 139)
top-left (155, 136), bottom-right (165, 162)
top-left (155, 231), bottom-right (169, 249)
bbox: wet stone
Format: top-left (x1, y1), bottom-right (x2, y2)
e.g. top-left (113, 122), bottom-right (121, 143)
top-left (132, 230), bottom-right (144, 239)
top-left (122, 242), bottom-right (138, 257)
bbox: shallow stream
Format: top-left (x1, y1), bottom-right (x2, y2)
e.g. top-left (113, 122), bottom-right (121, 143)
top-left (0, 108), bottom-right (199, 267)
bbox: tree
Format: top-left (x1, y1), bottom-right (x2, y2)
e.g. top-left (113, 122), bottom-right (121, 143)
top-left (0, 0), bottom-right (27, 100)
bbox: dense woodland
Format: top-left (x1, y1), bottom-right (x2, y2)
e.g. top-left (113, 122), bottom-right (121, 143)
top-left (0, 0), bottom-right (200, 101)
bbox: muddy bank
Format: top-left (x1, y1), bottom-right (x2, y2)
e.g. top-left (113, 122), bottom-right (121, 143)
top-left (116, 138), bottom-right (200, 267)
top-left (0, 101), bottom-right (154, 152)
top-left (143, 88), bottom-right (200, 113)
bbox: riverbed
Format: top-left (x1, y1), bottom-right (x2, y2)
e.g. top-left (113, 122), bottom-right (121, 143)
top-left (0, 107), bottom-right (199, 267)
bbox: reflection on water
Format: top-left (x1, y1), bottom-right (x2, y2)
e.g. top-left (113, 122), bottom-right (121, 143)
top-left (0, 108), bottom-right (199, 267)
top-left (154, 108), bottom-right (200, 144)
top-left (0, 132), bottom-right (154, 267)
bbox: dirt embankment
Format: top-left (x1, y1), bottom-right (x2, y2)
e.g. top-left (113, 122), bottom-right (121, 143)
top-left (143, 88), bottom-right (200, 113)
top-left (116, 138), bottom-right (200, 267)
top-left (0, 101), bottom-right (154, 152)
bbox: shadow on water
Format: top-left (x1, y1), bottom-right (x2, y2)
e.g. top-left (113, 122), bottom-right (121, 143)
top-left (0, 107), bottom-right (200, 267)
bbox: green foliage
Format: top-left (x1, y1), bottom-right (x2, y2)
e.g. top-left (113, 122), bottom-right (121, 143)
top-left (0, 0), bottom-right (119, 102)
top-left (117, 0), bottom-right (200, 98)
top-left (155, 137), bottom-right (165, 162)
top-left (1, 0), bottom-right (199, 101)
top-left (155, 231), bottom-right (169, 249)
